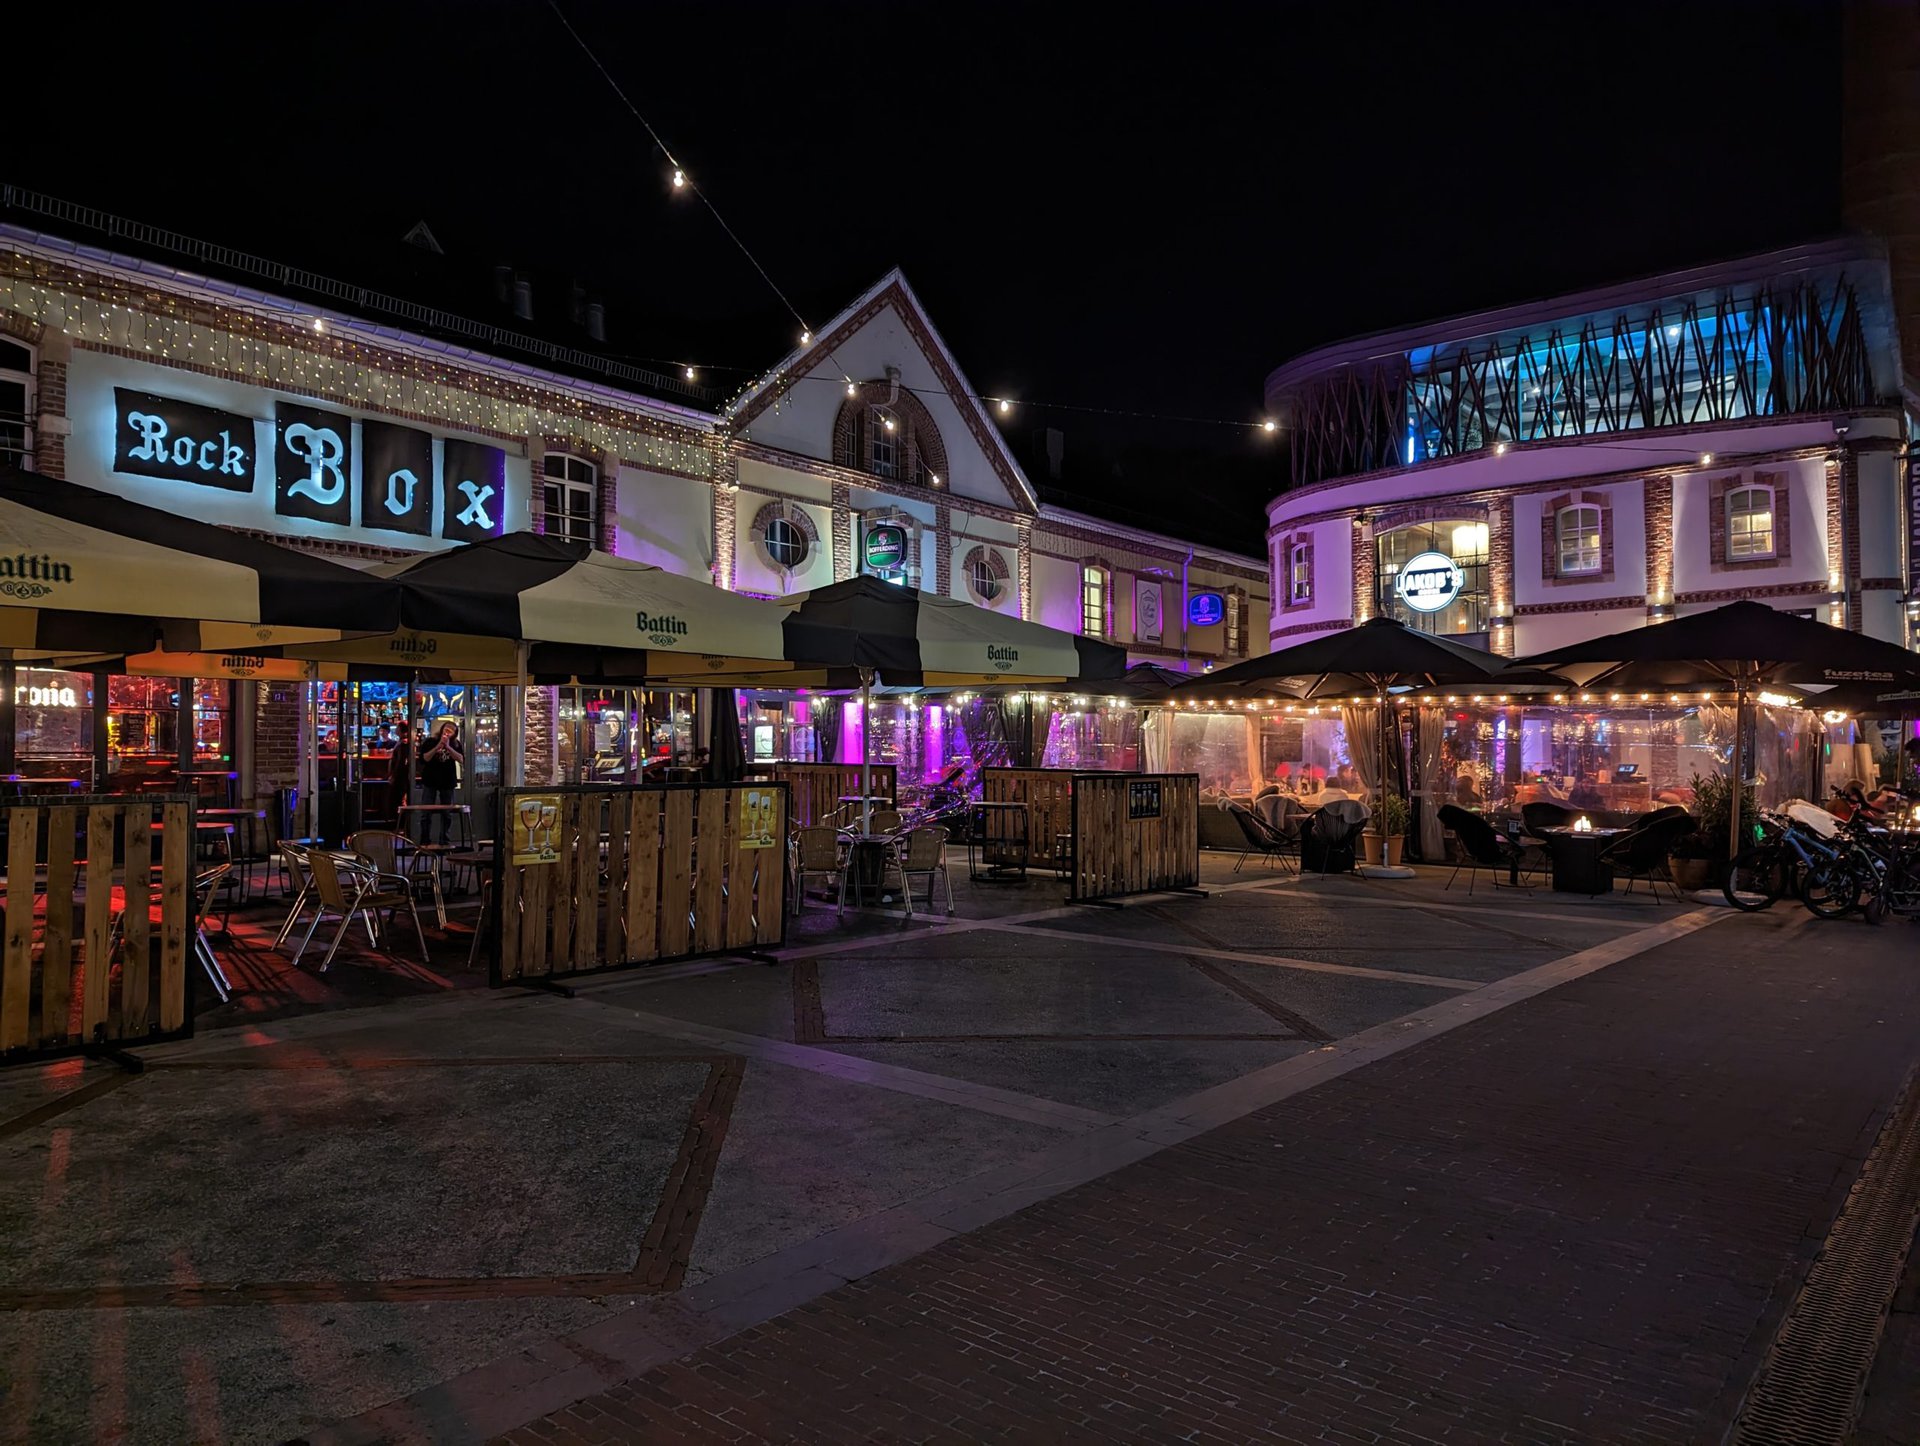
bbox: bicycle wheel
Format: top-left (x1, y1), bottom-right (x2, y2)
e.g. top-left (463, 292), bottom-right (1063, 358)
top-left (1723, 846), bottom-right (1788, 911)
top-left (1801, 856), bottom-right (1864, 918)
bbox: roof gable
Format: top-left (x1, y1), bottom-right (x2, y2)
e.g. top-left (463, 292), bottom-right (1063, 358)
top-left (728, 271), bottom-right (1037, 512)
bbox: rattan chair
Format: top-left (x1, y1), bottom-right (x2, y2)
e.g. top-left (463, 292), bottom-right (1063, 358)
top-left (1226, 802), bottom-right (1296, 874)
top-left (791, 826), bottom-right (850, 916)
top-left (293, 849), bottom-right (428, 971)
top-left (888, 826), bottom-right (953, 916)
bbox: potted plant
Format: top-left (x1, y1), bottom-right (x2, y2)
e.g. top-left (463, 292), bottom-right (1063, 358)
top-left (1667, 829), bottom-right (1713, 891)
top-left (1379, 792), bottom-right (1411, 867)
top-left (1360, 826), bottom-right (1385, 866)
top-left (1684, 770), bottom-right (1758, 883)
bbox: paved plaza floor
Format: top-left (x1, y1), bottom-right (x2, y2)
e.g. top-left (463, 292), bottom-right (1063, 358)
top-left (3, 854), bottom-right (1919, 1442)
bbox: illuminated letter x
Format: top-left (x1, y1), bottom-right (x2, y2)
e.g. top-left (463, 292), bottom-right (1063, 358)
top-left (456, 479), bottom-right (495, 529)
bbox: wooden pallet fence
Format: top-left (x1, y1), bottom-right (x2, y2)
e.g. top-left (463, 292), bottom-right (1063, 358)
top-left (981, 767), bottom-right (1120, 871)
top-left (1069, 773), bottom-right (1200, 902)
top-left (0, 796), bottom-right (195, 1065)
top-left (772, 764), bottom-right (897, 827)
top-left (496, 783), bottom-right (787, 985)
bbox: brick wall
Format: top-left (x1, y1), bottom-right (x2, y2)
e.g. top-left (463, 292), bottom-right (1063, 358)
top-left (1351, 520), bottom-right (1376, 623)
top-left (1843, 450), bottom-right (1863, 630)
top-left (1488, 498), bottom-right (1513, 656)
top-left (934, 503), bottom-right (952, 595)
top-left (1644, 475), bottom-right (1674, 614)
top-left (831, 482), bottom-right (853, 579)
top-left (251, 682), bottom-right (305, 822)
top-left (524, 686), bottom-right (559, 785)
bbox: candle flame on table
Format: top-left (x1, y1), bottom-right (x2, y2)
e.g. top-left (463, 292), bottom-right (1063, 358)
top-left (1573, 816), bottom-right (1593, 833)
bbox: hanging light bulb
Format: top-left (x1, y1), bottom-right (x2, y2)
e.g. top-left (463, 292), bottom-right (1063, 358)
top-left (800, 329), bottom-right (811, 345)
top-left (846, 381), bottom-right (858, 397)
top-left (997, 398), bottom-right (1012, 415)
top-left (883, 416), bottom-right (896, 431)
top-left (684, 365), bottom-right (697, 381)
top-left (1262, 419), bottom-right (1277, 433)
top-left (312, 318), bottom-right (326, 334)
top-left (671, 168), bottom-right (686, 189)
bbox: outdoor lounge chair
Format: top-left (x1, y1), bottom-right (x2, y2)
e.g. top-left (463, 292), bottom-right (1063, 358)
top-left (1601, 811), bottom-right (1695, 902)
top-left (1226, 801), bottom-right (1295, 874)
top-left (1303, 799), bottom-right (1369, 876)
top-left (1438, 804), bottom-right (1528, 895)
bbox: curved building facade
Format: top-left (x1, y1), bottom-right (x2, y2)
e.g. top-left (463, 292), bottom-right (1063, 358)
top-left (1263, 240), bottom-right (1915, 657)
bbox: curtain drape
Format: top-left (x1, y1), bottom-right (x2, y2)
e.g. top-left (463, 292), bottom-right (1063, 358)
top-left (1341, 703), bottom-right (1380, 797)
top-left (1141, 709), bottom-right (1170, 774)
top-left (1417, 705), bottom-right (1444, 860)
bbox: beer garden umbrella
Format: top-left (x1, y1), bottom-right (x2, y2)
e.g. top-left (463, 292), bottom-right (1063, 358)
top-left (1171, 616), bottom-right (1534, 811)
top-left (698, 575), bottom-right (1129, 831)
top-left (1519, 599), bottom-right (1920, 860)
top-left (0, 465), bottom-right (400, 658)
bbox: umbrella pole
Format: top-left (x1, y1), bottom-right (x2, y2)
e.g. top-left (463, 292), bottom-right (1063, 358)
top-left (512, 641), bottom-right (529, 787)
top-left (860, 672), bottom-right (875, 834)
top-left (1728, 671), bottom-right (1749, 865)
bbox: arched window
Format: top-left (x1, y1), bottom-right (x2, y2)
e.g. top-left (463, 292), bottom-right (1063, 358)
top-left (1289, 541), bottom-right (1312, 601)
top-left (0, 338), bottom-right (34, 471)
top-left (963, 545), bottom-right (1009, 605)
top-left (833, 383), bottom-right (949, 488)
top-left (1081, 563), bottom-right (1110, 637)
top-left (1555, 503), bottom-right (1602, 574)
top-left (1726, 485), bottom-right (1774, 559)
top-left (540, 454), bottom-right (597, 544)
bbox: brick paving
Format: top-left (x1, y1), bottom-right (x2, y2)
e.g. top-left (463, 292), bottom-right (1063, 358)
top-left (499, 912), bottom-right (1920, 1444)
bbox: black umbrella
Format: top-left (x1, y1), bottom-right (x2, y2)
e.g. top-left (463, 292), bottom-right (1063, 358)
top-left (1172, 617), bottom-right (1520, 825)
top-left (707, 682), bottom-right (747, 783)
top-left (1519, 600), bottom-right (1920, 859)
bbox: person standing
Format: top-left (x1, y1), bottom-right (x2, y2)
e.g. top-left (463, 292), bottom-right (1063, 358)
top-left (387, 727), bottom-right (413, 826)
top-left (419, 720), bottom-right (463, 844)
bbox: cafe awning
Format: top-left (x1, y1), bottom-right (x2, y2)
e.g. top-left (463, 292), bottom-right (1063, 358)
top-left (0, 465), bottom-right (401, 659)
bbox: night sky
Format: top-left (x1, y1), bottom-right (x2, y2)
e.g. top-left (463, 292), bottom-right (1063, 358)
top-left (11, 1), bottom-right (1843, 552)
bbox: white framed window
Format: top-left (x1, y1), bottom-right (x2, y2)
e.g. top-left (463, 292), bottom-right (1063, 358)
top-left (0, 338), bottom-right (34, 472)
top-left (1289, 542), bottom-right (1312, 602)
top-left (540, 454), bottom-right (597, 544)
top-left (868, 407), bottom-right (898, 480)
top-left (963, 546), bottom-right (1008, 605)
top-left (1727, 485), bottom-right (1774, 559)
top-left (1555, 503), bottom-right (1602, 574)
top-left (765, 516), bottom-right (809, 569)
top-left (1081, 564), bottom-right (1109, 636)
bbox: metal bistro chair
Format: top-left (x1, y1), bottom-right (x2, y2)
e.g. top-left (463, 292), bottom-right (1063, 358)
top-left (1438, 804), bottom-right (1528, 895)
top-left (887, 826), bottom-right (953, 917)
top-left (273, 840), bottom-right (322, 948)
top-left (293, 849), bottom-right (429, 971)
top-left (791, 825), bottom-right (850, 916)
top-left (350, 827), bottom-right (442, 925)
top-left (866, 808), bottom-right (905, 837)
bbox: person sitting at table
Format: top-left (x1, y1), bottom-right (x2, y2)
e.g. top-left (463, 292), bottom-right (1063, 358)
top-left (1331, 763), bottom-right (1362, 796)
top-left (418, 721), bottom-right (462, 843)
top-left (1451, 771), bottom-right (1481, 807)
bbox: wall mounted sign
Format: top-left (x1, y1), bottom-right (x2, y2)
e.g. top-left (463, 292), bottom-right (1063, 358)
top-left (1128, 779), bottom-right (1163, 820)
top-left (1187, 591), bottom-right (1225, 628)
top-left (510, 793), bottom-right (562, 865)
top-left (1135, 580), bottom-right (1164, 643)
top-left (108, 381), bottom-right (507, 544)
top-left (441, 438), bottom-right (507, 543)
top-left (274, 401), bottom-right (354, 525)
top-left (1392, 551), bottom-right (1464, 613)
top-left (360, 420), bottom-right (435, 538)
top-left (112, 389), bottom-right (255, 491)
top-left (740, 788), bottom-right (778, 848)
top-left (863, 524), bottom-right (908, 572)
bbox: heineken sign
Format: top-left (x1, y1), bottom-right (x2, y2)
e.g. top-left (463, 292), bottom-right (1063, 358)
top-left (1392, 551), bottom-right (1464, 614)
top-left (863, 524), bottom-right (908, 572)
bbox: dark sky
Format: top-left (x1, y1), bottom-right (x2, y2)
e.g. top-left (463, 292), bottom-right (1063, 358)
top-left (11, 1), bottom-right (1843, 550)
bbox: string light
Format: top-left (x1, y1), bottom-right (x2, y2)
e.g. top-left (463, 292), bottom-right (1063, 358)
top-left (1262, 419), bottom-right (1277, 433)
top-left (671, 168), bottom-right (686, 189)
top-left (1699, 452), bottom-right (1714, 465)
top-left (996, 398), bottom-right (1013, 415)
top-left (684, 365), bottom-right (696, 381)
top-left (1493, 441), bottom-right (1509, 456)
top-left (800, 330), bottom-right (810, 345)
top-left (846, 380), bottom-right (858, 397)
top-left (312, 318), bottom-right (326, 334)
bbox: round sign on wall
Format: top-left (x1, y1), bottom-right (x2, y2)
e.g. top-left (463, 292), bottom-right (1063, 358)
top-left (1392, 551), bottom-right (1464, 613)
top-left (1187, 592), bottom-right (1225, 627)
top-left (863, 524), bottom-right (908, 571)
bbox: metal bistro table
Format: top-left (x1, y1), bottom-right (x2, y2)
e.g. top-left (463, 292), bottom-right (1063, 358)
top-left (1539, 826), bottom-right (1628, 895)
top-left (969, 800), bottom-right (1029, 880)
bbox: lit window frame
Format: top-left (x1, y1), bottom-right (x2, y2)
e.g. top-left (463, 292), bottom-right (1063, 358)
top-left (1726, 484), bottom-right (1775, 560)
top-left (1289, 541), bottom-right (1312, 602)
top-left (540, 453), bottom-right (598, 546)
top-left (1555, 503), bottom-right (1603, 575)
top-left (1081, 563), bottom-right (1110, 637)
top-left (0, 336), bottom-right (35, 473)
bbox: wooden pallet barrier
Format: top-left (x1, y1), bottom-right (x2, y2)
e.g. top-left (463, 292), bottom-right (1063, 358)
top-left (1069, 773), bottom-right (1201, 902)
top-left (495, 783), bottom-right (788, 985)
top-left (982, 767), bottom-right (1129, 871)
top-left (772, 764), bottom-right (897, 827)
top-left (0, 795), bottom-right (196, 1066)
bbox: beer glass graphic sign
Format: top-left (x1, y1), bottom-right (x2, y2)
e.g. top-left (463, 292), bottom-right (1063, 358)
top-left (512, 793), bottom-right (564, 864)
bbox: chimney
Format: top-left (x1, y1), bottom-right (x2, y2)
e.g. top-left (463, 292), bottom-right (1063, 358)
top-left (1045, 427), bottom-right (1065, 481)
top-left (569, 282), bottom-right (587, 325)
top-left (585, 301), bottom-right (606, 342)
top-left (511, 273), bottom-right (534, 322)
top-left (492, 265), bottom-right (512, 304)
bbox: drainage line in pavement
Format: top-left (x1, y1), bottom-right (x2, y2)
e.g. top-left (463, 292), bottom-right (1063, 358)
top-left (1730, 1063), bottom-right (1920, 1445)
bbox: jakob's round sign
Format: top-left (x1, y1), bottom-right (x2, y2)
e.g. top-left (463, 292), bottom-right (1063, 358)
top-left (1393, 551), bottom-right (1463, 613)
